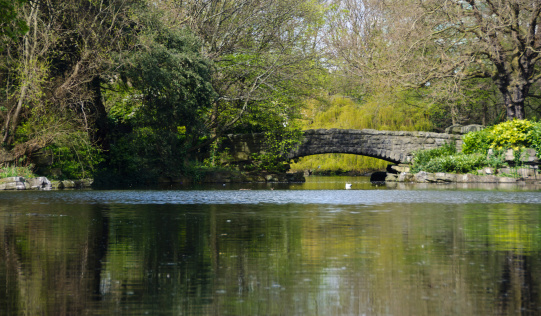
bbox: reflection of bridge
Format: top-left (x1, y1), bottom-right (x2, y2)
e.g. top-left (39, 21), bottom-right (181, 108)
top-left (223, 129), bottom-right (463, 164)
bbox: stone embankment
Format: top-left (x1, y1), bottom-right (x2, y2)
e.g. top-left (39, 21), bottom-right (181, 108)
top-left (386, 171), bottom-right (527, 183)
top-left (157, 171), bottom-right (305, 184)
top-left (0, 177), bottom-right (93, 190)
top-left (386, 148), bottom-right (540, 183)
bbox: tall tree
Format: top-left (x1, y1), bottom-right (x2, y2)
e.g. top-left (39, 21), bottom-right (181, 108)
top-left (330, 0), bottom-right (541, 121)
top-left (165, 0), bottom-right (326, 139)
top-left (0, 0), bottom-right (137, 165)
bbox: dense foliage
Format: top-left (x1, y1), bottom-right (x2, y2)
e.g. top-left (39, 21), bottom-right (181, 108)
top-left (413, 119), bottom-right (541, 174)
top-left (0, 0), bottom-right (321, 183)
top-left (463, 120), bottom-right (541, 156)
top-left (3, 0), bottom-right (541, 180)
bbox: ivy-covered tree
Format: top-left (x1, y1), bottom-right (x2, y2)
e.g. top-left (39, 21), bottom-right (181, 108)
top-left (101, 18), bottom-right (216, 182)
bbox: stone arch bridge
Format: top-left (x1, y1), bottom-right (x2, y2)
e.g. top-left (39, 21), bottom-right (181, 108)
top-left (222, 129), bottom-right (463, 164)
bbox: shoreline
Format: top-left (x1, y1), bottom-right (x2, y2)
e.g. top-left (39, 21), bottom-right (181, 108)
top-left (385, 170), bottom-right (540, 184)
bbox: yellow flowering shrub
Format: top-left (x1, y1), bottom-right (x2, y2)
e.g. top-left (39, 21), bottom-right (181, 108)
top-left (489, 119), bottom-right (533, 150)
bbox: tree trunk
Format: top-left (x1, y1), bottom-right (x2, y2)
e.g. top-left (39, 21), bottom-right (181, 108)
top-left (89, 76), bottom-right (110, 152)
top-left (500, 82), bottom-right (527, 121)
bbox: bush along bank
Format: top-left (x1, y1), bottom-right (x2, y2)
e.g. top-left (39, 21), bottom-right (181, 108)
top-left (0, 171), bottom-right (305, 190)
top-left (0, 176), bottom-right (93, 190)
top-left (386, 120), bottom-right (541, 183)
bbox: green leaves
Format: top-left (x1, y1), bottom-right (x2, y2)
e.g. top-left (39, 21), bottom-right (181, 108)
top-left (490, 120), bottom-right (534, 150)
top-left (411, 142), bottom-right (457, 173)
top-left (0, 0), bottom-right (28, 49)
top-left (122, 27), bottom-right (215, 131)
top-left (102, 13), bottom-right (217, 184)
top-left (413, 119), bottom-right (541, 174)
top-left (462, 129), bottom-right (494, 154)
top-left (463, 120), bottom-right (537, 155)
top-left (250, 128), bottom-right (302, 173)
top-left (418, 153), bottom-right (488, 174)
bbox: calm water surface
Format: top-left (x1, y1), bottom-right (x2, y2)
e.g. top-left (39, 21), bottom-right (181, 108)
top-left (1, 176), bottom-right (541, 315)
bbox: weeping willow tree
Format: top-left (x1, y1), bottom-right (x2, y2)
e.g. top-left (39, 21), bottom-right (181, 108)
top-left (291, 91), bottom-right (432, 173)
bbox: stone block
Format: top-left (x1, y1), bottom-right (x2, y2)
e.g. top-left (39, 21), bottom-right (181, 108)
top-left (0, 181), bottom-right (26, 190)
top-left (398, 172), bottom-right (415, 182)
top-left (0, 177), bottom-right (24, 184)
top-left (390, 164), bottom-right (410, 173)
top-left (26, 177), bottom-right (52, 190)
top-left (498, 176), bottom-right (518, 183)
top-left (503, 148), bottom-right (539, 164)
top-left (61, 180), bottom-right (76, 188)
top-left (414, 171), bottom-right (431, 183)
top-left (434, 173), bottom-right (457, 182)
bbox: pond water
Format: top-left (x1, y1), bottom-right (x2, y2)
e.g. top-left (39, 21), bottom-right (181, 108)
top-left (1, 176), bottom-right (541, 315)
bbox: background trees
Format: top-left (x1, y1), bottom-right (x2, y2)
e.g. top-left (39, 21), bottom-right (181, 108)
top-left (4, 0), bottom-right (541, 178)
top-left (173, 0), bottom-right (325, 136)
top-left (329, 0), bottom-right (541, 123)
top-left (0, 0), bottom-right (137, 174)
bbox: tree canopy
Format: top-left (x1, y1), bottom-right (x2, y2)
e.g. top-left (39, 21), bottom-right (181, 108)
top-left (3, 0), bottom-right (541, 178)
top-left (330, 0), bottom-right (541, 122)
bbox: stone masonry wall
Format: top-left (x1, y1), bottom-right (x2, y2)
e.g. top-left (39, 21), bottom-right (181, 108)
top-left (224, 129), bottom-right (463, 164)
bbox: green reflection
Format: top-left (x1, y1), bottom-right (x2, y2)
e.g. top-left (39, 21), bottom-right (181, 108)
top-left (1, 192), bottom-right (541, 315)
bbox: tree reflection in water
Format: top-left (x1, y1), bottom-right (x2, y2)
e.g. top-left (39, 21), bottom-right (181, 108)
top-left (1, 191), bottom-right (541, 315)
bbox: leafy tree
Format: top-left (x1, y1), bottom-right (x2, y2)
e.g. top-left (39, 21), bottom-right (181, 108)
top-left (120, 27), bottom-right (215, 147)
top-left (329, 0), bottom-right (541, 121)
top-left (167, 0), bottom-right (326, 140)
top-left (0, 0), bottom-right (139, 169)
top-left (0, 0), bottom-right (28, 49)
top-left (101, 14), bottom-right (216, 183)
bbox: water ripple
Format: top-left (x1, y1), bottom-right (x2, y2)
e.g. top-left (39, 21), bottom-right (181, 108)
top-left (1, 189), bottom-right (541, 205)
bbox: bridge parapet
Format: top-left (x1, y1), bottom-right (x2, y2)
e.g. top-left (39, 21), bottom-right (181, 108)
top-left (223, 128), bottom-right (463, 164)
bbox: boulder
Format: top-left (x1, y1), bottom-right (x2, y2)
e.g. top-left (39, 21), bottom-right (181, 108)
top-left (0, 176), bottom-right (24, 184)
top-left (398, 172), bottom-right (415, 182)
top-left (61, 180), bottom-right (76, 188)
top-left (434, 173), bottom-right (457, 182)
top-left (445, 124), bottom-right (485, 135)
top-left (74, 179), bottom-right (93, 188)
top-left (0, 177), bottom-right (26, 190)
top-left (444, 125), bottom-right (463, 135)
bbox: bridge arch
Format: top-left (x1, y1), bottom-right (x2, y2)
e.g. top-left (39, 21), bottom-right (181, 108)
top-left (223, 128), bottom-right (463, 164)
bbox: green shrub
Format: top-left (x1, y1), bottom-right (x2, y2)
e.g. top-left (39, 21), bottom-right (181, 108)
top-left (486, 149), bottom-right (508, 169)
top-left (462, 128), bottom-right (494, 154)
top-left (527, 122), bottom-right (541, 159)
top-left (412, 120), bottom-right (541, 174)
top-left (463, 119), bottom-right (537, 155)
top-left (250, 128), bottom-right (302, 173)
top-left (490, 119), bottom-right (533, 150)
top-left (421, 153), bottom-right (487, 173)
top-left (45, 132), bottom-right (104, 180)
top-left (411, 142), bottom-right (456, 173)
top-left (0, 166), bottom-right (35, 179)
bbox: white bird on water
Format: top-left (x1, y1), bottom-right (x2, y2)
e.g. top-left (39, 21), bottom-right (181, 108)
top-left (345, 183), bottom-right (352, 190)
